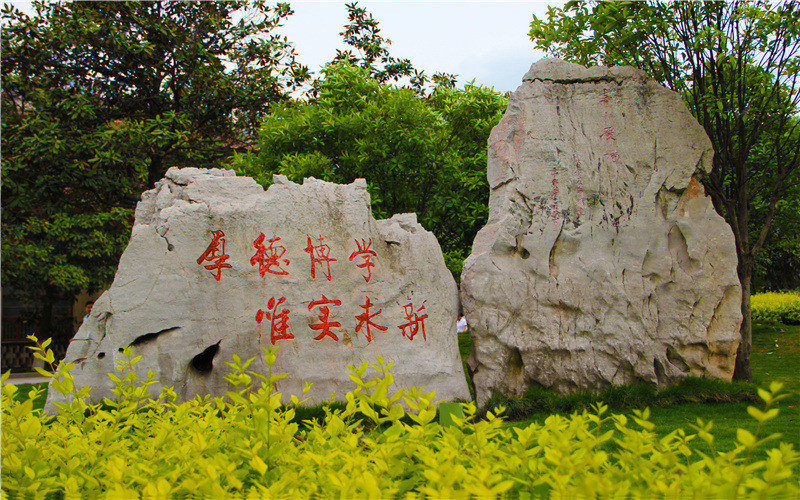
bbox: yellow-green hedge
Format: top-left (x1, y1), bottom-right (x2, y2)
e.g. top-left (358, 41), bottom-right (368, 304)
top-left (752, 291), bottom-right (800, 325)
top-left (2, 340), bottom-right (798, 498)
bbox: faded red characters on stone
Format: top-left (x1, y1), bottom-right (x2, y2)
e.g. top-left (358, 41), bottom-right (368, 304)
top-left (256, 296), bottom-right (293, 345)
top-left (349, 238), bottom-right (377, 282)
top-left (308, 294), bottom-right (342, 341)
top-left (197, 230), bottom-right (232, 281)
top-left (399, 301), bottom-right (428, 341)
top-left (551, 167), bottom-right (560, 220)
top-left (600, 126), bottom-right (616, 141)
top-left (355, 296), bottom-right (387, 343)
top-left (600, 88), bottom-right (612, 104)
top-left (304, 235), bottom-right (337, 281)
top-left (490, 114), bottom-right (524, 170)
top-left (250, 232), bottom-right (290, 277)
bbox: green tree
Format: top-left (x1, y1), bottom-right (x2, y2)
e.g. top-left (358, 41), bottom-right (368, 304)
top-left (751, 129), bottom-right (800, 292)
top-left (529, 0), bottom-right (800, 380)
top-left (231, 62), bottom-right (507, 276)
top-left (1, 0), bottom-right (308, 339)
top-left (322, 2), bottom-right (457, 96)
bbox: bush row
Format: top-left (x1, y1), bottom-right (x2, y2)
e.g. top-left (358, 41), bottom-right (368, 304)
top-left (1, 340), bottom-right (798, 498)
top-left (751, 291), bottom-right (800, 325)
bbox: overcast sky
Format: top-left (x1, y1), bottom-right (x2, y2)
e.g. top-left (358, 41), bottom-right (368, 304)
top-left (7, 1), bottom-right (558, 93)
top-left (279, 2), bottom-right (556, 92)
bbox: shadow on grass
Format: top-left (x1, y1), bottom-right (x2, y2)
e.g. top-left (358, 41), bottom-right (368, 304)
top-left (480, 376), bottom-right (759, 421)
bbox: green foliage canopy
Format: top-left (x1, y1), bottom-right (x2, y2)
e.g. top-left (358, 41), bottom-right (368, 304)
top-left (231, 63), bottom-right (508, 276)
top-left (328, 2), bottom-right (457, 95)
top-left (1, 1), bottom-right (309, 331)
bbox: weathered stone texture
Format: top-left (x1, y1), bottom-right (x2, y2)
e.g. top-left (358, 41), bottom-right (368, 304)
top-left (46, 168), bottom-right (469, 411)
top-left (462, 59), bottom-right (742, 405)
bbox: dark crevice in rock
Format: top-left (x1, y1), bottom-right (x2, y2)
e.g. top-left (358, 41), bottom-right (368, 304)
top-left (506, 347), bottom-right (525, 378)
top-left (129, 326), bottom-right (181, 347)
top-left (653, 358), bottom-right (666, 385)
top-left (525, 76), bottom-right (623, 85)
top-left (98, 352), bottom-right (105, 359)
top-left (514, 234), bottom-right (530, 260)
top-left (157, 230), bottom-right (175, 252)
top-left (190, 341), bottom-right (221, 374)
top-left (491, 176), bottom-right (518, 191)
top-left (553, 300), bottom-right (581, 315)
top-left (666, 346), bottom-right (690, 373)
top-left (513, 188), bottom-right (535, 215)
top-left (548, 226), bottom-right (567, 278)
top-left (95, 310), bottom-right (112, 345)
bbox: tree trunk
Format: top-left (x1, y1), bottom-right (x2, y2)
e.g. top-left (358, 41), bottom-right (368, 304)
top-left (37, 286), bottom-right (56, 345)
top-left (147, 154), bottom-right (164, 188)
top-left (732, 260), bottom-right (753, 381)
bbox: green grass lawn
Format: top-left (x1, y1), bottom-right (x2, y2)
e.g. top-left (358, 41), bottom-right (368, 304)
top-left (648, 322), bottom-right (799, 457)
top-left (10, 381), bottom-right (48, 408)
top-left (502, 322), bottom-right (799, 458)
top-left (10, 382), bottom-right (48, 410)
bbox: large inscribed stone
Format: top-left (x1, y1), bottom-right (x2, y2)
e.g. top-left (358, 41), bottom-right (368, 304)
top-left (46, 168), bottom-right (469, 411)
top-left (461, 59), bottom-right (742, 405)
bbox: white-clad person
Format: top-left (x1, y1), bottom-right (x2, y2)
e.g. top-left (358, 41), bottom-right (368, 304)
top-left (456, 315), bottom-right (468, 334)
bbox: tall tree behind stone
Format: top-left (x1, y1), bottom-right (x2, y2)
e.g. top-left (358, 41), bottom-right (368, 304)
top-left (234, 63), bottom-right (507, 278)
top-left (2, 0), bottom-right (309, 187)
top-left (529, 0), bottom-right (800, 380)
top-left (1, 1), bottom-right (309, 339)
top-left (325, 2), bottom-right (457, 96)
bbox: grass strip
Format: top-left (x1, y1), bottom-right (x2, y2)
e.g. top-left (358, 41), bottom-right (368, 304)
top-left (481, 376), bottom-right (759, 420)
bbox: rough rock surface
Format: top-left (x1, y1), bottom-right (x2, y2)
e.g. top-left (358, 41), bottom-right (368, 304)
top-left (461, 59), bottom-right (742, 406)
top-left (46, 168), bottom-right (469, 411)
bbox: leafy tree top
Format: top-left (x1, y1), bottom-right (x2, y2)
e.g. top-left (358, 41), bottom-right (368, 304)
top-left (0, 0), bottom-right (309, 309)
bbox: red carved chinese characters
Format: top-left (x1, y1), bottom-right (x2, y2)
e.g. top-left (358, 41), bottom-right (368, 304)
top-left (599, 89), bottom-right (619, 156)
top-left (256, 296), bottom-right (293, 345)
top-left (398, 301), bottom-right (428, 341)
top-left (489, 114), bottom-right (525, 178)
top-left (355, 296), bottom-right (387, 343)
top-left (599, 126), bottom-right (616, 142)
top-left (304, 236), bottom-right (337, 281)
top-left (599, 87), bottom-right (623, 200)
top-left (349, 238), bottom-right (377, 282)
top-left (250, 233), bottom-right (290, 277)
top-left (197, 230), bottom-right (232, 281)
top-left (550, 166), bottom-right (560, 221)
top-left (308, 294), bottom-right (342, 341)
top-left (570, 149), bottom-right (586, 221)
